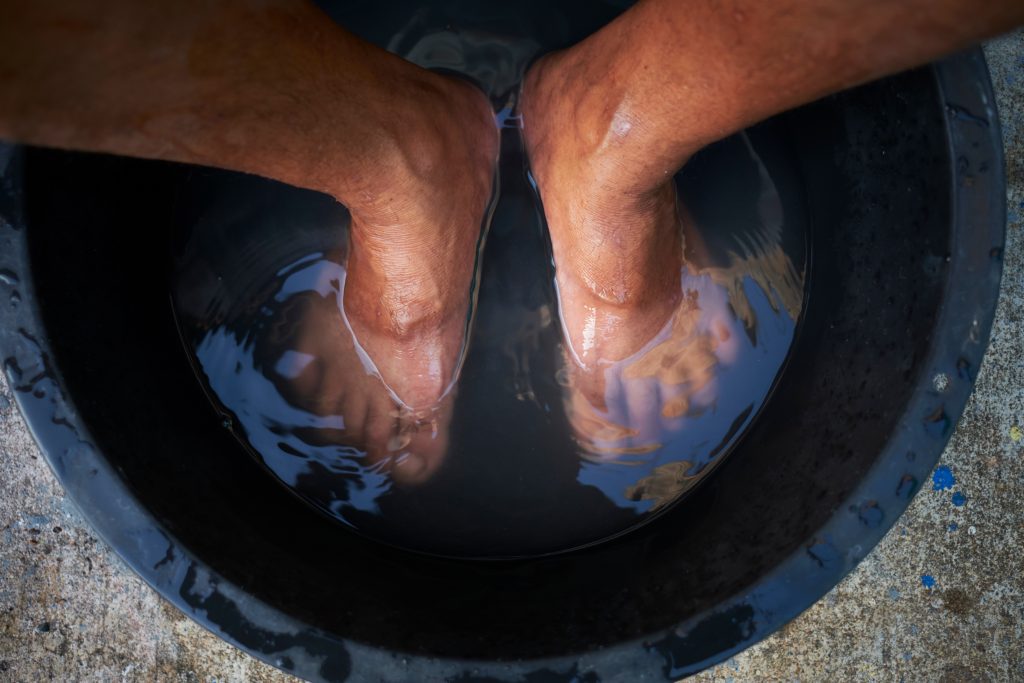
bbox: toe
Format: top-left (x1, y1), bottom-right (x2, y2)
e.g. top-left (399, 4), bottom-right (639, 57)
top-left (362, 389), bottom-right (400, 468)
top-left (399, 393), bottom-right (455, 485)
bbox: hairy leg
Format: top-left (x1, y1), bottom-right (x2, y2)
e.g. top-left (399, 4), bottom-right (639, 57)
top-left (522, 0), bottom-right (1023, 448)
top-left (0, 0), bottom-right (499, 476)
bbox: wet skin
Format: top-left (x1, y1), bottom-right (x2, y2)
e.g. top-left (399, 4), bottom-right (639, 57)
top-left (2, 0), bottom-right (1023, 483)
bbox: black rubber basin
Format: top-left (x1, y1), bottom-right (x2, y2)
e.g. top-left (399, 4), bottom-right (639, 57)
top-left (0, 5), bottom-right (1004, 681)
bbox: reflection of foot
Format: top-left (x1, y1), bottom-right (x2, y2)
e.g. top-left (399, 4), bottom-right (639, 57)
top-left (560, 289), bottom-right (736, 460)
top-left (522, 53), bottom-right (710, 454)
top-left (339, 73), bottom-right (499, 412)
top-left (266, 291), bottom-right (452, 486)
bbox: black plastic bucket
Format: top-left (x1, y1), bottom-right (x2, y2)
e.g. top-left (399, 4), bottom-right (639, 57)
top-left (0, 3), bottom-right (1004, 680)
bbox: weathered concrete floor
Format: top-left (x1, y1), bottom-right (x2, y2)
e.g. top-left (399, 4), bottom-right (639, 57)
top-left (1, 31), bottom-right (1022, 683)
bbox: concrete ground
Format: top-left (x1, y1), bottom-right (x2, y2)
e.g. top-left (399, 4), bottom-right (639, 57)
top-left (1, 30), bottom-right (1022, 683)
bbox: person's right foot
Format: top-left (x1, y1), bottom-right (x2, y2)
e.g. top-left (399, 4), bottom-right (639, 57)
top-left (336, 71), bottom-right (499, 414)
top-left (522, 52), bottom-right (685, 373)
top-left (262, 70), bottom-right (498, 485)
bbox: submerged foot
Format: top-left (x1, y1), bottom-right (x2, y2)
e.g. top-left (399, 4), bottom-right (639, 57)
top-left (522, 52), bottom-right (728, 456)
top-left (337, 72), bottom-right (499, 412)
top-left (522, 52), bottom-right (684, 369)
top-left (264, 289), bottom-right (454, 486)
top-left (261, 72), bottom-right (497, 485)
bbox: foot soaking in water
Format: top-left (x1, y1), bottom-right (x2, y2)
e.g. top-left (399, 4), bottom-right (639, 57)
top-left (1, 1), bottom-right (1021, 558)
top-left (170, 122), bottom-right (805, 556)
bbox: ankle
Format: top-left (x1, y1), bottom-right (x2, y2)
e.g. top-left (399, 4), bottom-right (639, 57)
top-left (345, 281), bottom-right (467, 343)
top-left (522, 48), bottom-right (699, 200)
top-left (329, 71), bottom-right (497, 215)
top-left (344, 238), bottom-right (473, 333)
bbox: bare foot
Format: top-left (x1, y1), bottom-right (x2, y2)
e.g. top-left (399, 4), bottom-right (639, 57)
top-left (258, 72), bottom-right (496, 485)
top-left (338, 73), bottom-right (498, 412)
top-left (522, 51), bottom-right (685, 370)
top-left (521, 52), bottom-right (723, 457)
top-left (264, 289), bottom-right (453, 486)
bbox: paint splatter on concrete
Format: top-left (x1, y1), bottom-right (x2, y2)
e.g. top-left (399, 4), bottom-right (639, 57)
top-left (932, 466), bottom-right (955, 491)
top-left (921, 575), bottom-right (937, 590)
top-left (1010, 424), bottom-right (1022, 442)
top-left (951, 492), bottom-right (967, 507)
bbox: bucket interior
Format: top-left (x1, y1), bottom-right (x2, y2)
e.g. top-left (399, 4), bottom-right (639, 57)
top-left (18, 58), bottom-right (954, 658)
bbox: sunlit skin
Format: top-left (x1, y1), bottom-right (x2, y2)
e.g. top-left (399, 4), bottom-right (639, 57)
top-left (520, 0), bottom-right (1024, 449)
top-left (0, 0), bottom-right (498, 417)
top-left (1, 0), bottom-right (1022, 482)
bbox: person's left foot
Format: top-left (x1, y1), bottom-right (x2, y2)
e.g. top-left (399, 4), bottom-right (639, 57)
top-left (520, 51), bottom-right (685, 370)
top-left (521, 51), bottom-right (728, 457)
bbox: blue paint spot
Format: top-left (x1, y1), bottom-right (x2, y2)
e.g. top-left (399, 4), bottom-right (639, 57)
top-left (921, 574), bottom-right (937, 589)
top-left (888, 587), bottom-right (901, 600)
top-left (948, 522), bottom-right (959, 531)
top-left (951, 491), bottom-right (967, 507)
top-left (902, 652), bottom-right (913, 662)
top-left (932, 466), bottom-right (955, 491)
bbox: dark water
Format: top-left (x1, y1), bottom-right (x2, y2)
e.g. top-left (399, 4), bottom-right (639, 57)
top-left (170, 2), bottom-right (808, 558)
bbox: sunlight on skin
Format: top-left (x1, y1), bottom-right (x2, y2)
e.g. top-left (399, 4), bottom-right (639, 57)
top-left (560, 277), bottom-right (740, 461)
